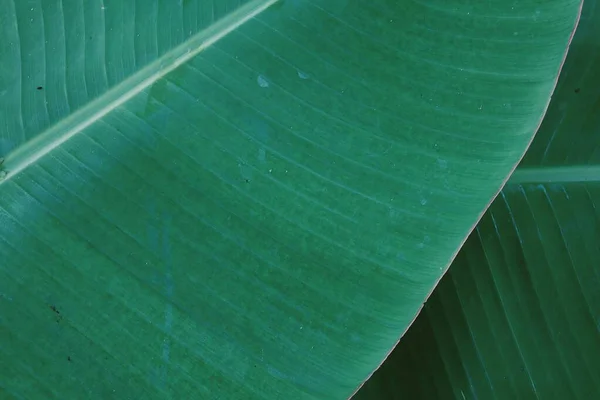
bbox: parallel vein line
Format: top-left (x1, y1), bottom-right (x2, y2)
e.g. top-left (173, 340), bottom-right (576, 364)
top-left (0, 0), bottom-right (278, 183)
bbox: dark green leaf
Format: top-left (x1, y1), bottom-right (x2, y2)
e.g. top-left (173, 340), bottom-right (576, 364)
top-left (356, 1), bottom-right (600, 398)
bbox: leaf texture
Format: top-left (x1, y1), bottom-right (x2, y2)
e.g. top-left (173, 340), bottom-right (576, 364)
top-left (355, 1), bottom-right (600, 399)
top-left (0, 0), bottom-right (581, 398)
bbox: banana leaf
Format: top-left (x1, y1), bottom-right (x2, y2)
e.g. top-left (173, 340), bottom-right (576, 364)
top-left (355, 0), bottom-right (599, 398)
top-left (0, 0), bottom-right (581, 398)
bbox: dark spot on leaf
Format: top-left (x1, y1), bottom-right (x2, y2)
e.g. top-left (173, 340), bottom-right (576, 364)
top-left (37, 86), bottom-right (43, 91)
top-left (574, 88), bottom-right (580, 93)
top-left (245, 179), bottom-right (250, 183)
top-left (49, 304), bottom-right (63, 323)
top-left (67, 356), bottom-right (72, 362)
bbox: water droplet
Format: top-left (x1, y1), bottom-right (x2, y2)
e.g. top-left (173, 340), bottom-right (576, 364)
top-left (257, 75), bottom-right (269, 88)
top-left (258, 148), bottom-right (266, 163)
top-left (297, 70), bottom-right (309, 80)
top-left (420, 198), bottom-right (428, 206)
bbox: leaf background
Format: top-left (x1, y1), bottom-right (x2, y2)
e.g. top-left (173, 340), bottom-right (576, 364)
top-left (355, 0), bottom-right (600, 398)
top-left (0, 0), bottom-right (582, 398)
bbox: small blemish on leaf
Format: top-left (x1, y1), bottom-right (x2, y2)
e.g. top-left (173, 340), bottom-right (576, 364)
top-left (36, 86), bottom-right (43, 90)
top-left (257, 75), bottom-right (269, 88)
top-left (49, 304), bottom-right (63, 323)
top-left (297, 70), bottom-right (309, 80)
top-left (258, 148), bottom-right (266, 163)
top-left (574, 88), bottom-right (580, 93)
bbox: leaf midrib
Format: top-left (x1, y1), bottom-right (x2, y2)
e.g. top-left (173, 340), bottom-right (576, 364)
top-left (508, 165), bottom-right (600, 185)
top-left (0, 0), bottom-right (278, 184)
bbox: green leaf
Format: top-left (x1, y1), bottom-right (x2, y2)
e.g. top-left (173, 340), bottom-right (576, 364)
top-left (0, 0), bottom-right (580, 398)
top-left (356, 1), bottom-right (600, 398)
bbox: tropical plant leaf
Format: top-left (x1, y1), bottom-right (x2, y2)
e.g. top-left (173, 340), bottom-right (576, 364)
top-left (355, 1), bottom-right (599, 398)
top-left (0, 0), bottom-right (581, 398)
